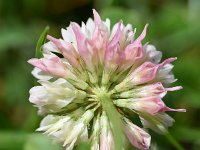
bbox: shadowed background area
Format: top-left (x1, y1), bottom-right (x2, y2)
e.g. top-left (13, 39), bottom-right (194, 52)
top-left (0, 0), bottom-right (200, 149)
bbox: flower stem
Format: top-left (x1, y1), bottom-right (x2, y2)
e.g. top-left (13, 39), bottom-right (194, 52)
top-left (164, 131), bottom-right (185, 150)
top-left (98, 88), bottom-right (123, 150)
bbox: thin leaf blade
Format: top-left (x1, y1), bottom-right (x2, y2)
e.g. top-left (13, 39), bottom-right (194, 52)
top-left (35, 26), bottom-right (50, 58)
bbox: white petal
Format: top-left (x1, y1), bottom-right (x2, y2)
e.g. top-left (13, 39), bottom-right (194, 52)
top-left (43, 41), bottom-right (60, 53)
top-left (61, 27), bottom-right (77, 50)
top-left (29, 86), bottom-right (48, 106)
top-left (103, 18), bottom-right (111, 32)
top-left (37, 115), bottom-right (59, 131)
top-left (140, 113), bottom-right (175, 133)
top-left (145, 44), bottom-right (162, 64)
top-left (86, 18), bottom-right (95, 34)
top-left (31, 67), bottom-right (52, 80)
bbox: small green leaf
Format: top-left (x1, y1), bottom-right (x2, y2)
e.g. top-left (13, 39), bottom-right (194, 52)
top-left (35, 26), bottom-right (50, 58)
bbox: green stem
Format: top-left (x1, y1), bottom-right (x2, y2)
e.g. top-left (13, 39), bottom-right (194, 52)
top-left (164, 131), bottom-right (185, 150)
top-left (98, 88), bottom-right (123, 150)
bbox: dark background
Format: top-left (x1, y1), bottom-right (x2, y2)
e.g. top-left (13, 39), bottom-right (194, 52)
top-left (0, 0), bottom-right (200, 149)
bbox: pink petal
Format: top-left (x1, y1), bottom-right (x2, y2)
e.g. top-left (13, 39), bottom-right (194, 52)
top-left (107, 21), bottom-right (122, 50)
top-left (131, 96), bottom-right (166, 114)
top-left (47, 35), bottom-right (81, 69)
top-left (160, 107), bottom-right (186, 112)
top-left (124, 24), bottom-right (148, 53)
top-left (134, 24), bottom-right (148, 46)
top-left (93, 9), bottom-right (101, 27)
top-left (166, 86), bottom-right (183, 91)
top-left (122, 25), bottom-right (148, 66)
top-left (119, 44), bottom-right (144, 70)
top-left (104, 22), bottom-right (122, 63)
top-left (159, 57), bottom-right (177, 68)
top-left (129, 62), bottom-right (159, 85)
top-left (28, 57), bottom-right (68, 77)
top-left (47, 35), bottom-right (76, 55)
top-left (133, 82), bottom-right (166, 98)
top-left (124, 45), bottom-right (144, 64)
top-left (71, 22), bottom-right (89, 57)
top-left (90, 26), bottom-right (103, 48)
top-left (125, 119), bottom-right (151, 150)
top-left (130, 96), bottom-right (186, 114)
top-left (28, 58), bottom-right (46, 71)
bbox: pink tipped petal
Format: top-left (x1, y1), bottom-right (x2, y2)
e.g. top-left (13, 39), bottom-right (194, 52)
top-left (133, 82), bottom-right (166, 98)
top-left (93, 9), bottom-right (101, 26)
top-left (166, 86), bottom-right (183, 91)
top-left (125, 42), bottom-right (141, 55)
top-left (125, 119), bottom-right (151, 150)
top-left (123, 24), bottom-right (148, 63)
top-left (124, 24), bottom-right (147, 60)
top-left (71, 22), bottom-right (95, 70)
top-left (161, 107), bottom-right (186, 112)
top-left (114, 96), bottom-right (167, 114)
top-left (71, 22), bottom-right (85, 44)
top-left (107, 21), bottom-right (122, 50)
top-left (130, 95), bottom-right (186, 114)
top-left (134, 24), bottom-right (148, 46)
top-left (44, 57), bottom-right (68, 77)
top-left (71, 22), bottom-right (88, 55)
top-left (47, 35), bottom-right (72, 55)
top-left (105, 22), bottom-right (122, 64)
top-left (47, 35), bottom-right (81, 69)
top-left (47, 35), bottom-right (77, 55)
top-left (159, 57), bottom-right (177, 68)
top-left (125, 24), bottom-right (147, 52)
top-left (28, 57), bottom-right (68, 77)
top-left (124, 46), bottom-right (144, 64)
top-left (131, 96), bottom-right (166, 114)
top-left (28, 58), bottom-right (46, 71)
top-left (104, 47), bottom-right (115, 63)
top-left (130, 62), bottom-right (159, 85)
top-left (132, 46), bottom-right (144, 60)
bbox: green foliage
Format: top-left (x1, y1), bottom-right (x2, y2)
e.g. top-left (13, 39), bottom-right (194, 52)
top-left (24, 134), bottom-right (62, 150)
top-left (101, 7), bottom-right (143, 29)
top-left (0, 131), bottom-right (28, 150)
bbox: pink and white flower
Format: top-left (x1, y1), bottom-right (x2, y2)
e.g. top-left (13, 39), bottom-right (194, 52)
top-left (28, 9), bottom-right (185, 150)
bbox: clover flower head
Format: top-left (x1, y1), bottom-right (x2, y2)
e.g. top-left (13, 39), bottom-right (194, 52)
top-left (28, 9), bottom-right (185, 150)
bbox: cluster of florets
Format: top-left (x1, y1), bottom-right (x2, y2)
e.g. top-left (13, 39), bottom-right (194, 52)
top-left (28, 9), bottom-right (185, 150)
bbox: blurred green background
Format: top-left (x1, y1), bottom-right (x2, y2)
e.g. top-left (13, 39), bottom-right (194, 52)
top-left (0, 0), bottom-right (200, 149)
